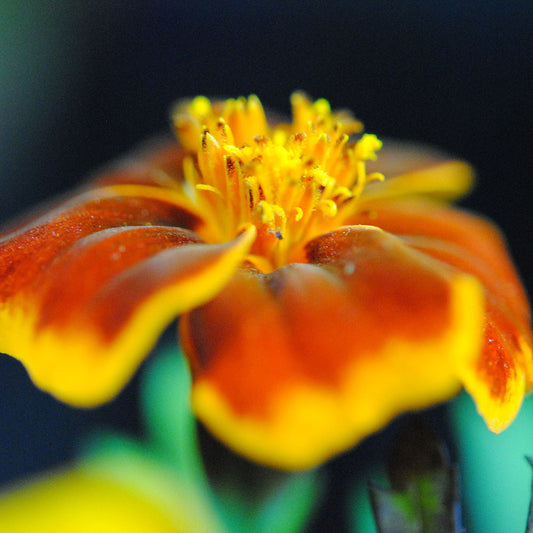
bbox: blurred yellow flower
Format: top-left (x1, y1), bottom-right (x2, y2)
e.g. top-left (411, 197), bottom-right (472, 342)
top-left (0, 448), bottom-right (224, 533)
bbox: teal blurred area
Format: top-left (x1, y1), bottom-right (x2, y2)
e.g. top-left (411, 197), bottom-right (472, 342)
top-left (451, 393), bottom-right (533, 533)
top-left (1, 2), bottom-right (93, 216)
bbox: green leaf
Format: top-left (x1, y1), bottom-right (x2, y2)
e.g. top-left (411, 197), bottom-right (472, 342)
top-left (369, 418), bottom-right (462, 533)
top-left (254, 470), bottom-right (323, 533)
top-left (140, 344), bottom-right (205, 485)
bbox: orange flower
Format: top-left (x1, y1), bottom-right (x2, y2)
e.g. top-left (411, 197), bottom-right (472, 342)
top-left (0, 94), bottom-right (531, 469)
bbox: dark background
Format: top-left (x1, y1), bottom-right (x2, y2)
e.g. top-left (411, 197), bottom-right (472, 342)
top-left (1, 0), bottom-right (532, 526)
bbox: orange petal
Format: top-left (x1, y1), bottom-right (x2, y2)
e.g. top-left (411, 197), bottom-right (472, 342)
top-left (0, 209), bottom-right (256, 405)
top-left (0, 190), bottom-right (203, 293)
top-left (350, 198), bottom-right (533, 432)
top-left (181, 226), bottom-right (484, 469)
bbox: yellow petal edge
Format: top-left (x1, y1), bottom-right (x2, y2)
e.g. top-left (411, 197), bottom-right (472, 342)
top-left (0, 226), bottom-right (256, 406)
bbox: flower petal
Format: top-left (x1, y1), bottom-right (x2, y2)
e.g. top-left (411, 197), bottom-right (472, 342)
top-left (364, 141), bottom-right (474, 201)
top-left (181, 226), bottom-right (484, 469)
top-left (76, 138), bottom-right (187, 191)
top-left (350, 198), bottom-right (533, 432)
top-left (0, 209), bottom-right (256, 405)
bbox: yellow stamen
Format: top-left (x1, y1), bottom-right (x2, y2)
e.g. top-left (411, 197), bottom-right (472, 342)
top-left (196, 184), bottom-right (223, 197)
top-left (258, 201), bottom-right (275, 225)
top-left (190, 95), bottom-right (212, 117)
top-left (318, 199), bottom-right (338, 218)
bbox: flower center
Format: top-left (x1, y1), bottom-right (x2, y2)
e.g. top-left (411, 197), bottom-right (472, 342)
top-left (172, 93), bottom-right (383, 271)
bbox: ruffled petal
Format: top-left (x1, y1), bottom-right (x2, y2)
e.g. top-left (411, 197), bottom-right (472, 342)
top-left (180, 226), bottom-right (484, 469)
top-left (0, 204), bottom-right (255, 405)
top-left (350, 198), bottom-right (533, 432)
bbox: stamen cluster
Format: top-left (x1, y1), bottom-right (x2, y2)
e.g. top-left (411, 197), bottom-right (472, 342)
top-left (173, 93), bottom-right (383, 269)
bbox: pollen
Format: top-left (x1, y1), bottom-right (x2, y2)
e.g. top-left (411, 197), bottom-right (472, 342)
top-left (172, 93), bottom-right (383, 270)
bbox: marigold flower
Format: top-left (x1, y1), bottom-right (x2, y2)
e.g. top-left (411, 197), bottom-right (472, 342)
top-left (0, 93), bottom-right (531, 469)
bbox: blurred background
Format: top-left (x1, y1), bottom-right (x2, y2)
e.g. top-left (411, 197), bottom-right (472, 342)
top-left (1, 1), bottom-right (532, 531)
